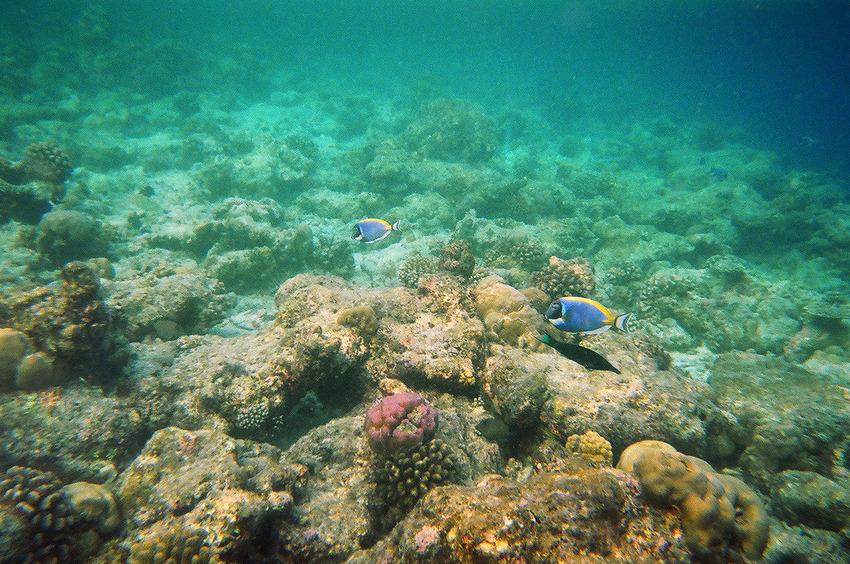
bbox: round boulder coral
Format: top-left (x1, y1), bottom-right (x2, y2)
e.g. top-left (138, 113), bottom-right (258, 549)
top-left (35, 209), bottom-right (109, 266)
top-left (617, 440), bottom-right (769, 562)
top-left (364, 393), bottom-right (438, 456)
top-left (15, 351), bottom-right (59, 391)
top-left (0, 328), bottom-right (31, 390)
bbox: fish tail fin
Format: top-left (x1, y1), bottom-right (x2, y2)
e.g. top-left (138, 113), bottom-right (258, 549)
top-left (391, 220), bottom-right (401, 231)
top-left (614, 313), bottom-right (632, 332)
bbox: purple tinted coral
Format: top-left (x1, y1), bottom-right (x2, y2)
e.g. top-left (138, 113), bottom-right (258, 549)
top-left (364, 392), bottom-right (438, 456)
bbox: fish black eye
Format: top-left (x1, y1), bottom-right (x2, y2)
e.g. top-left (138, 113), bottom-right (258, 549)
top-left (351, 225), bottom-right (361, 239)
top-left (545, 301), bottom-right (562, 319)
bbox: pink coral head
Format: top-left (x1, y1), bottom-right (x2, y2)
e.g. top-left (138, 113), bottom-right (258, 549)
top-left (364, 392), bottom-right (438, 456)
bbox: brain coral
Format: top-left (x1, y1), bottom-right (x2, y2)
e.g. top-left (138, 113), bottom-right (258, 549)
top-left (617, 440), bottom-right (769, 563)
top-left (364, 392), bottom-right (438, 456)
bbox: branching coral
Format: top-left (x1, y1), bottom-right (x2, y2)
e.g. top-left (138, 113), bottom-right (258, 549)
top-left (364, 393), bottom-right (457, 535)
top-left (0, 142), bottom-right (73, 185)
top-left (397, 255), bottom-right (439, 289)
top-left (532, 256), bottom-right (596, 299)
top-left (0, 466), bottom-right (78, 563)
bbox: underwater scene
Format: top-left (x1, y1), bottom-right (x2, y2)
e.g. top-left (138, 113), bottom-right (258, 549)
top-left (1, 0), bottom-right (849, 562)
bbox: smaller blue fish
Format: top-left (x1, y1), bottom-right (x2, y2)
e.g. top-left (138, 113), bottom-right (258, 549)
top-left (709, 166), bottom-right (728, 181)
top-left (352, 218), bottom-right (401, 243)
top-left (545, 297), bottom-right (632, 335)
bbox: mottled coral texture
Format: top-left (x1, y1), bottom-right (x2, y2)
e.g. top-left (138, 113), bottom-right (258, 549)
top-left (618, 440), bottom-right (769, 563)
top-left (364, 392), bottom-right (438, 456)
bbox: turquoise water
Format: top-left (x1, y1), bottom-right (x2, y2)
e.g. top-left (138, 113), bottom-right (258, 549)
top-left (1, 1), bottom-right (849, 562)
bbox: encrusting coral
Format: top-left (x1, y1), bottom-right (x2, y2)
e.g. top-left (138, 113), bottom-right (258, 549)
top-left (337, 305), bottom-right (379, 340)
top-left (565, 429), bottom-right (613, 466)
top-left (617, 440), bottom-right (769, 563)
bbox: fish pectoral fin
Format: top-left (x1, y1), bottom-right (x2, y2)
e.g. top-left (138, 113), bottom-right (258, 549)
top-left (579, 325), bottom-right (611, 336)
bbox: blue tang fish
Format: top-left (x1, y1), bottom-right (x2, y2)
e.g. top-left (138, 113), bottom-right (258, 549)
top-left (545, 297), bottom-right (632, 335)
top-left (352, 218), bottom-right (401, 243)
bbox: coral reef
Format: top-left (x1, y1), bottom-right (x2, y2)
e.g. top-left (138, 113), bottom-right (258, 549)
top-left (118, 427), bottom-right (296, 562)
top-left (532, 255), bottom-right (597, 299)
top-left (402, 99), bottom-right (498, 164)
top-left (0, 384), bottom-right (149, 480)
top-left (617, 440), bottom-right (769, 563)
top-left (0, 261), bottom-right (126, 386)
top-left (35, 209), bottom-right (110, 266)
top-left (145, 198), bottom-right (351, 292)
top-left (770, 470), bottom-right (850, 532)
top-left (397, 255), bottom-right (438, 289)
top-left (280, 273), bottom-right (489, 391)
top-left (438, 239), bottom-right (475, 279)
top-left (0, 466), bottom-right (78, 563)
top-left (274, 396), bottom-right (500, 562)
top-left (0, 142), bottom-right (73, 185)
top-left (193, 134), bottom-right (316, 199)
top-left (364, 392), bottom-right (438, 456)
top-left (104, 253), bottom-right (231, 342)
top-left (350, 455), bottom-right (692, 563)
top-left (708, 352), bottom-right (850, 492)
top-left (638, 264), bottom-right (802, 354)
top-left (481, 326), bottom-right (728, 458)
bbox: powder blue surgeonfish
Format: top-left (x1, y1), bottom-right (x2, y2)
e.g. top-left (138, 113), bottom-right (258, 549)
top-left (352, 218), bottom-right (401, 243)
top-left (545, 297), bottom-right (632, 335)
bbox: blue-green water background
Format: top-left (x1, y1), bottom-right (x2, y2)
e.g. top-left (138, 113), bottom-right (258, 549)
top-left (4, 0), bottom-right (849, 174)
